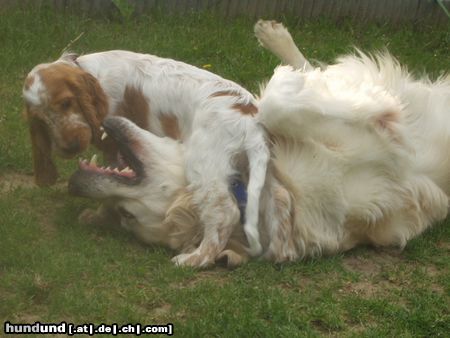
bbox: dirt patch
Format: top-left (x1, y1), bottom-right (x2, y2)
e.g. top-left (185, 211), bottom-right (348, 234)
top-left (339, 279), bottom-right (402, 298)
top-left (0, 172), bottom-right (36, 194)
top-left (0, 172), bottom-right (67, 194)
top-left (169, 269), bottom-right (231, 290)
top-left (436, 241), bottom-right (450, 251)
top-left (342, 256), bottom-right (381, 276)
top-left (152, 303), bottom-right (172, 317)
top-left (342, 248), bottom-right (403, 277)
top-left (424, 265), bottom-right (441, 277)
top-left (12, 313), bottom-right (42, 323)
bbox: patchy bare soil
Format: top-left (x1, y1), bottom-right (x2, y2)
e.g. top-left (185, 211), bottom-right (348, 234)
top-left (169, 269), bottom-right (231, 290)
top-left (0, 172), bottom-right (67, 194)
top-left (0, 172), bottom-right (36, 194)
top-left (342, 249), bottom-right (403, 276)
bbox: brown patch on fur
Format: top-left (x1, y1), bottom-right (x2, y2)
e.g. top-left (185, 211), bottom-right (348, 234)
top-left (232, 102), bottom-right (258, 116)
top-left (102, 85), bottom-right (151, 162)
top-left (210, 89), bottom-right (258, 116)
top-left (115, 86), bottom-right (150, 130)
top-left (159, 114), bottom-right (181, 140)
top-left (210, 90), bottom-right (240, 98)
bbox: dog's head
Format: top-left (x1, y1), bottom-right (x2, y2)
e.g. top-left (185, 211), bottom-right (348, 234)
top-left (69, 117), bottom-right (250, 267)
top-left (68, 116), bottom-right (193, 249)
top-left (23, 54), bottom-right (108, 186)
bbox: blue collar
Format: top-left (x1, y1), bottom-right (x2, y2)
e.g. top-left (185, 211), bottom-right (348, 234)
top-left (230, 178), bottom-right (247, 224)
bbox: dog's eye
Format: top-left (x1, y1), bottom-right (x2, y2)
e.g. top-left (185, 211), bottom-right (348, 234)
top-left (59, 98), bottom-right (72, 111)
top-left (117, 206), bottom-right (135, 219)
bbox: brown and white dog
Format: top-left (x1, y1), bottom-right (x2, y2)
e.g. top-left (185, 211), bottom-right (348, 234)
top-left (68, 21), bottom-right (450, 267)
top-left (23, 50), bottom-right (270, 266)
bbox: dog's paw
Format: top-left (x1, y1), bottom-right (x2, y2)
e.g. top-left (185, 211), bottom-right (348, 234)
top-left (254, 19), bottom-right (294, 50)
top-left (171, 251), bottom-right (214, 268)
top-left (216, 250), bottom-right (248, 268)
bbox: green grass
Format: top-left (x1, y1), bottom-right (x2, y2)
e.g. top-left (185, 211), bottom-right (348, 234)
top-left (1, 7), bottom-right (449, 337)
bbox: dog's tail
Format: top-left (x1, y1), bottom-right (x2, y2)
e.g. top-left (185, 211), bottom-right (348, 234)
top-left (243, 131), bottom-right (270, 257)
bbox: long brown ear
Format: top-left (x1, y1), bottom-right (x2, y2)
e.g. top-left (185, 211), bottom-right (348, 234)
top-left (77, 72), bottom-right (108, 145)
top-left (29, 117), bottom-right (58, 186)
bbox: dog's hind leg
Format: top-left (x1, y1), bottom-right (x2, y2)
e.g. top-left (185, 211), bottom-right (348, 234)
top-left (254, 19), bottom-right (313, 71)
top-left (171, 128), bottom-right (242, 267)
top-left (171, 180), bottom-right (241, 267)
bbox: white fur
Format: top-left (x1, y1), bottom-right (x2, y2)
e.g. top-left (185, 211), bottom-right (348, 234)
top-left (255, 20), bottom-right (450, 256)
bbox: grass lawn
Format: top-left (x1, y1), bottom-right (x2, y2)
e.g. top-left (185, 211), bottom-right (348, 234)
top-left (1, 7), bottom-right (449, 337)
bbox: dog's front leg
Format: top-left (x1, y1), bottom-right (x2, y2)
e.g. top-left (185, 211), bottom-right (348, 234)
top-left (172, 182), bottom-right (240, 268)
top-left (254, 19), bottom-right (313, 71)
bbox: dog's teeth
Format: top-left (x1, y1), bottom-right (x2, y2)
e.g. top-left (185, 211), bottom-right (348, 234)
top-left (99, 126), bottom-right (104, 132)
top-left (101, 131), bottom-right (108, 141)
top-left (113, 168), bottom-right (120, 173)
top-left (90, 154), bottom-right (97, 166)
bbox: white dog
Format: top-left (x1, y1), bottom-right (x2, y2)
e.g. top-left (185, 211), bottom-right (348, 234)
top-left (69, 21), bottom-right (449, 266)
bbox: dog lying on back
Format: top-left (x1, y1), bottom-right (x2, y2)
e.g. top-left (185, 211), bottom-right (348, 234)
top-left (69, 21), bottom-right (450, 267)
top-left (23, 51), bottom-right (269, 267)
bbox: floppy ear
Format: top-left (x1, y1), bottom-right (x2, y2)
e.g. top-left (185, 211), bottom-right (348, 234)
top-left (76, 72), bottom-right (109, 144)
top-left (29, 116), bottom-right (58, 186)
top-left (164, 190), bottom-right (202, 252)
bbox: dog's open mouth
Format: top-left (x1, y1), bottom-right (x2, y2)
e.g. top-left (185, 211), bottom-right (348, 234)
top-left (78, 153), bottom-right (137, 181)
top-left (69, 117), bottom-right (146, 197)
top-left (78, 118), bottom-right (145, 184)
